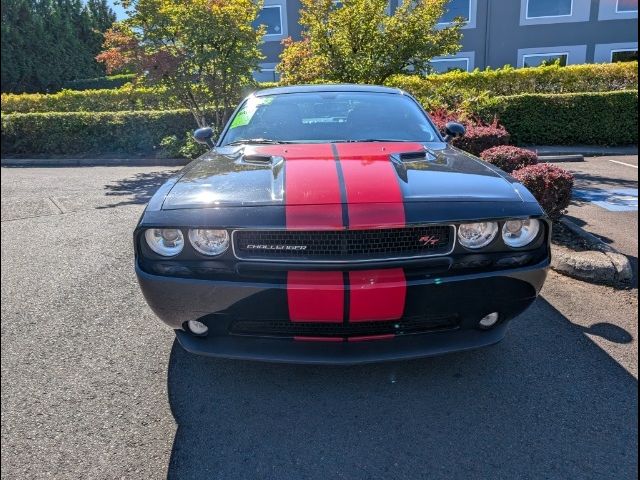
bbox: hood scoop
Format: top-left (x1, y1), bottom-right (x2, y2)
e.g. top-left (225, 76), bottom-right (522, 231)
top-left (390, 149), bottom-right (442, 183)
top-left (391, 149), bottom-right (438, 163)
top-left (241, 153), bottom-right (284, 167)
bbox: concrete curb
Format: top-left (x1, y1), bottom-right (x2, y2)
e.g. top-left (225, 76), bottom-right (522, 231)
top-left (538, 154), bottom-right (584, 163)
top-left (551, 218), bottom-right (633, 285)
top-left (1, 157), bottom-right (189, 167)
top-left (526, 145), bottom-right (638, 157)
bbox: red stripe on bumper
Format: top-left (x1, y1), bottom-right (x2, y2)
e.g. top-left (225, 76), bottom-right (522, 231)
top-left (348, 334), bottom-right (395, 342)
top-left (294, 336), bottom-right (344, 342)
top-left (349, 268), bottom-right (407, 322)
top-left (287, 272), bottom-right (344, 323)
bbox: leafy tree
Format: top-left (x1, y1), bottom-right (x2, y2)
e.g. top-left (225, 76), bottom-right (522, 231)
top-left (0, 0), bottom-right (116, 93)
top-left (97, 0), bottom-right (264, 130)
top-left (278, 0), bottom-right (463, 85)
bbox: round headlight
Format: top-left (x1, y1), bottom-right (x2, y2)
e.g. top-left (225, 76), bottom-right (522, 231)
top-left (502, 219), bottom-right (540, 248)
top-left (458, 222), bottom-right (499, 249)
top-left (145, 228), bottom-right (184, 256)
top-left (188, 229), bottom-right (229, 256)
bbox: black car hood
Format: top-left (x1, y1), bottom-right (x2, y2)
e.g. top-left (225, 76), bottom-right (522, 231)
top-left (162, 142), bottom-right (528, 210)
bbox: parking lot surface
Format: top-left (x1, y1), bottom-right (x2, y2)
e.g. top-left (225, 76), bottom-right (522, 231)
top-left (562, 155), bottom-right (638, 283)
top-left (1, 165), bottom-right (638, 479)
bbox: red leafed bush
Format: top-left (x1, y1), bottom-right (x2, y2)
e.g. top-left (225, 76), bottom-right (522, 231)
top-left (512, 164), bottom-right (574, 220)
top-left (430, 110), bottom-right (511, 156)
top-left (480, 145), bottom-right (538, 173)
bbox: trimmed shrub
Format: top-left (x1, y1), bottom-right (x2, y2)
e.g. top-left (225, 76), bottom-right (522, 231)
top-left (61, 74), bottom-right (138, 91)
top-left (159, 132), bottom-right (209, 159)
top-left (512, 164), bottom-right (574, 220)
top-left (473, 90), bottom-right (638, 146)
top-left (1, 86), bottom-right (180, 113)
top-left (480, 145), bottom-right (538, 173)
top-left (1, 110), bottom-right (210, 155)
top-left (387, 62), bottom-right (638, 111)
top-left (431, 110), bottom-right (511, 156)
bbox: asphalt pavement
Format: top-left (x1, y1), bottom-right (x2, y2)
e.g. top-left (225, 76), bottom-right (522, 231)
top-left (1, 165), bottom-right (637, 479)
top-left (561, 156), bottom-right (638, 282)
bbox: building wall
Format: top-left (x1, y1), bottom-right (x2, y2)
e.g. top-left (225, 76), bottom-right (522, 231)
top-left (255, 0), bottom-right (638, 78)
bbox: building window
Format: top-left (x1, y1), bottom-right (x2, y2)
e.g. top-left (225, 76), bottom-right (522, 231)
top-left (254, 5), bottom-right (283, 37)
top-left (430, 58), bottom-right (470, 73)
top-left (598, 0), bottom-right (637, 19)
top-left (617, 0), bottom-right (638, 13)
top-left (526, 0), bottom-right (573, 18)
top-left (439, 0), bottom-right (471, 24)
top-left (595, 42), bottom-right (639, 63)
top-left (254, 68), bottom-right (279, 83)
top-left (522, 53), bottom-right (568, 68)
top-left (611, 49), bottom-right (639, 62)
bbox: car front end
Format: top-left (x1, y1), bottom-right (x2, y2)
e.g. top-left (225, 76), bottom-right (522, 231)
top-left (134, 85), bottom-right (550, 364)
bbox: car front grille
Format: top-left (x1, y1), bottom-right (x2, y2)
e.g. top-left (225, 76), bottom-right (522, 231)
top-left (229, 314), bottom-right (460, 339)
top-left (232, 225), bottom-right (454, 262)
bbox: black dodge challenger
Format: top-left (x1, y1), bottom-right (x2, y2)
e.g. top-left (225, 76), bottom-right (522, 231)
top-left (135, 84), bottom-right (549, 364)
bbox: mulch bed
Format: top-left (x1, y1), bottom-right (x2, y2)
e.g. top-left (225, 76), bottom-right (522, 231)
top-left (551, 221), bottom-right (593, 252)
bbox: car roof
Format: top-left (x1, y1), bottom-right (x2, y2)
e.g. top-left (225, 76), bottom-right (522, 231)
top-left (253, 84), bottom-right (406, 97)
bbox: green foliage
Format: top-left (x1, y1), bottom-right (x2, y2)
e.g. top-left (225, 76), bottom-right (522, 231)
top-left (473, 90), bottom-right (639, 146)
top-left (386, 62), bottom-right (639, 112)
top-left (159, 131), bottom-right (209, 159)
top-left (1, 109), bottom-right (209, 155)
top-left (278, 0), bottom-right (463, 85)
top-left (61, 74), bottom-right (137, 91)
top-left (97, 0), bottom-right (264, 130)
top-left (1, 0), bottom-right (116, 93)
top-left (1, 86), bottom-right (180, 113)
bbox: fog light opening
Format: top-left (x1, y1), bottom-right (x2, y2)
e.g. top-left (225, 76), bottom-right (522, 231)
top-left (478, 312), bottom-right (500, 330)
top-left (186, 320), bottom-right (209, 337)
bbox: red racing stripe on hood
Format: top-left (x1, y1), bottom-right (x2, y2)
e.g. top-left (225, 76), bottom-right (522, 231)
top-left (259, 144), bottom-right (344, 228)
top-left (335, 142), bottom-right (422, 229)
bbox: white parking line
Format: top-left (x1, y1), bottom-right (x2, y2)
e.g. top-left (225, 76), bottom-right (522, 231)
top-left (608, 159), bottom-right (638, 169)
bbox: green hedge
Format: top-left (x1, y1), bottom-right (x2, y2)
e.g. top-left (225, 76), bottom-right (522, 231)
top-left (1, 110), bottom-right (201, 155)
top-left (473, 90), bottom-right (638, 146)
top-left (2, 90), bottom-right (637, 156)
top-left (5, 62), bottom-right (637, 114)
top-left (60, 74), bottom-right (138, 91)
top-left (1, 86), bottom-right (180, 114)
top-left (386, 62), bottom-right (638, 111)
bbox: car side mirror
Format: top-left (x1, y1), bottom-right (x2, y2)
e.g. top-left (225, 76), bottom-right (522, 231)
top-left (444, 122), bottom-right (466, 142)
top-left (193, 127), bottom-right (215, 147)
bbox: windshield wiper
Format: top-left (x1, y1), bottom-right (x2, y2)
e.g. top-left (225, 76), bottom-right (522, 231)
top-left (226, 138), bottom-right (293, 146)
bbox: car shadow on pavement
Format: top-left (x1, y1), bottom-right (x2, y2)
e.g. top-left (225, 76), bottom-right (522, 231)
top-left (100, 170), bottom-right (176, 208)
top-left (165, 297), bottom-right (638, 480)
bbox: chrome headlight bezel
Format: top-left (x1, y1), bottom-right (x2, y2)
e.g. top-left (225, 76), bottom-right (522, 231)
top-left (144, 228), bottom-right (185, 257)
top-left (457, 221), bottom-right (499, 249)
top-left (188, 229), bottom-right (230, 256)
top-left (502, 218), bottom-right (541, 248)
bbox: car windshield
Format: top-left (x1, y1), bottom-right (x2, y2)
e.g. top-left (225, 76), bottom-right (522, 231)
top-left (219, 91), bottom-right (440, 145)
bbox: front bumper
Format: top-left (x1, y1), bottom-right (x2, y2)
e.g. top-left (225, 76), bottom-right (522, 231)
top-left (136, 259), bottom-right (549, 364)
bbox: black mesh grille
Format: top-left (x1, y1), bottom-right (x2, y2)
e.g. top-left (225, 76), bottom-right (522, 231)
top-left (230, 314), bottom-right (459, 338)
top-left (233, 225), bottom-right (453, 262)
